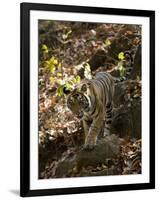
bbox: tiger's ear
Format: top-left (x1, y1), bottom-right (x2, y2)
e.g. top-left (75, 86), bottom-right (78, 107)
top-left (81, 82), bottom-right (92, 91)
top-left (81, 84), bottom-right (87, 92)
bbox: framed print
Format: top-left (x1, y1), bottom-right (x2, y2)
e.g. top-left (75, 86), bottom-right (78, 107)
top-left (20, 2), bottom-right (155, 197)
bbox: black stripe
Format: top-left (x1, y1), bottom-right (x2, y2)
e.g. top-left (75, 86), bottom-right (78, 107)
top-left (99, 81), bottom-right (106, 98)
top-left (103, 73), bottom-right (112, 86)
top-left (106, 105), bottom-right (112, 113)
top-left (93, 111), bottom-right (100, 118)
top-left (106, 110), bottom-right (112, 115)
top-left (107, 113), bottom-right (112, 118)
top-left (103, 77), bottom-right (110, 90)
top-left (106, 107), bottom-right (112, 112)
top-left (127, 67), bottom-right (132, 72)
top-left (105, 126), bottom-right (110, 130)
top-left (90, 102), bottom-right (96, 115)
top-left (106, 120), bottom-right (112, 124)
top-left (98, 80), bottom-right (107, 105)
top-left (100, 74), bottom-right (111, 90)
top-left (106, 102), bottom-right (111, 108)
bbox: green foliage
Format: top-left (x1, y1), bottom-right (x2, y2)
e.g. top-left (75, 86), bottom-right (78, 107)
top-left (119, 66), bottom-right (126, 77)
top-left (104, 38), bottom-right (111, 46)
top-left (41, 44), bottom-right (48, 53)
top-left (56, 85), bottom-right (64, 97)
top-left (72, 75), bottom-right (81, 84)
top-left (75, 75), bottom-right (81, 83)
top-left (118, 61), bottom-right (126, 77)
top-left (118, 52), bottom-right (125, 60)
top-left (117, 52), bottom-right (126, 77)
top-left (56, 75), bottom-right (81, 97)
top-left (44, 56), bottom-right (58, 73)
top-left (57, 73), bottom-right (63, 77)
top-left (65, 82), bottom-right (72, 90)
top-left (49, 77), bottom-right (55, 85)
top-left (84, 63), bottom-right (92, 79)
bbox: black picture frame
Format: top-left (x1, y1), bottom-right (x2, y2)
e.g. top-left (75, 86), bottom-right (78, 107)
top-left (20, 2), bottom-right (155, 197)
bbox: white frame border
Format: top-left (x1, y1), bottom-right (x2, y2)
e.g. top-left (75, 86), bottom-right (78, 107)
top-left (30, 10), bottom-right (150, 190)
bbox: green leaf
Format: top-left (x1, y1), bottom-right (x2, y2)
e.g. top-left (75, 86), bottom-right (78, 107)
top-left (84, 63), bottom-right (92, 79)
top-left (117, 61), bottom-right (126, 77)
top-left (56, 85), bottom-right (64, 97)
top-left (49, 77), bottom-right (55, 84)
top-left (104, 39), bottom-right (111, 46)
top-left (65, 83), bottom-right (72, 90)
top-left (58, 62), bottom-right (62, 68)
top-left (44, 56), bottom-right (58, 73)
top-left (57, 73), bottom-right (62, 77)
top-left (75, 75), bottom-right (81, 83)
top-left (41, 44), bottom-right (48, 50)
top-left (49, 65), bottom-right (56, 73)
top-left (72, 78), bottom-right (77, 84)
top-left (49, 56), bottom-right (58, 65)
top-left (41, 44), bottom-right (48, 53)
top-left (119, 65), bottom-right (126, 77)
top-left (118, 52), bottom-right (125, 60)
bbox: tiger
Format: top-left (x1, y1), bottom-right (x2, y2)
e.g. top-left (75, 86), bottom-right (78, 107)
top-left (65, 51), bottom-right (134, 150)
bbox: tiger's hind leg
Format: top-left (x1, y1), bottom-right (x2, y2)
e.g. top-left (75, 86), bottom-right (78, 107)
top-left (104, 102), bottom-right (113, 136)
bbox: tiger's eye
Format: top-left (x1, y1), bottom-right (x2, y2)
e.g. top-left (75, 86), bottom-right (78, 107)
top-left (73, 94), bottom-right (79, 99)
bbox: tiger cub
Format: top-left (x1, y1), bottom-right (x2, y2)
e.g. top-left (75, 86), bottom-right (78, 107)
top-left (66, 72), bottom-right (115, 150)
top-left (66, 51), bottom-right (134, 150)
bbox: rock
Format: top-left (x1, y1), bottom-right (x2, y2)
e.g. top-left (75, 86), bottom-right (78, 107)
top-left (80, 166), bottom-right (119, 177)
top-left (112, 80), bottom-right (141, 139)
top-left (55, 157), bottom-right (76, 178)
top-left (54, 134), bottom-right (121, 177)
top-left (76, 135), bottom-right (120, 170)
top-left (111, 100), bottom-right (141, 138)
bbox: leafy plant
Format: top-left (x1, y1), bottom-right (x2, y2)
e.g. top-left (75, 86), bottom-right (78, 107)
top-left (56, 85), bottom-right (65, 97)
top-left (118, 61), bottom-right (126, 77)
top-left (84, 63), bottom-right (92, 79)
top-left (56, 75), bottom-right (81, 97)
top-left (41, 44), bottom-right (48, 53)
top-left (44, 56), bottom-right (58, 73)
top-left (118, 52), bottom-right (125, 60)
top-left (104, 38), bottom-right (111, 46)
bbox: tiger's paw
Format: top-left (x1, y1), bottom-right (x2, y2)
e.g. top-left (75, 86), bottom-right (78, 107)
top-left (83, 143), bottom-right (95, 150)
top-left (83, 136), bottom-right (96, 150)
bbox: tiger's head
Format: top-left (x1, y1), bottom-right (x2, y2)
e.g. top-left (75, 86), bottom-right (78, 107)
top-left (65, 81), bottom-right (93, 118)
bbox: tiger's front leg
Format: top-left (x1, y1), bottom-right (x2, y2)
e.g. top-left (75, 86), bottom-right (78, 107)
top-left (82, 119), bottom-right (89, 143)
top-left (83, 115), bottom-right (104, 150)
